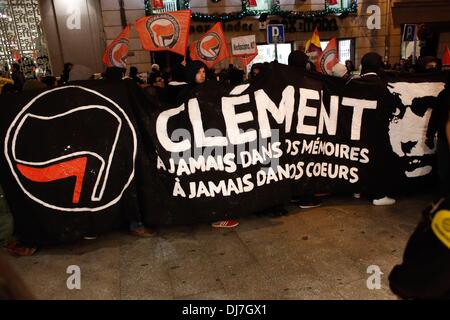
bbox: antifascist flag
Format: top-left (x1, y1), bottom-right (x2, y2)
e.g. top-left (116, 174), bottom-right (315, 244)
top-left (305, 27), bottom-right (322, 54)
top-left (316, 37), bottom-right (339, 75)
top-left (152, 0), bottom-right (165, 9)
top-left (102, 25), bottom-right (130, 68)
top-left (237, 52), bottom-right (258, 70)
top-left (248, 0), bottom-right (257, 6)
top-left (135, 10), bottom-right (191, 57)
top-left (328, 0), bottom-right (338, 5)
top-left (442, 45), bottom-right (450, 66)
top-left (190, 22), bottom-right (230, 69)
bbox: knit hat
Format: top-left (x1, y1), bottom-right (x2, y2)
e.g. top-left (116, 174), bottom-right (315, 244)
top-left (288, 50), bottom-right (309, 70)
top-left (360, 52), bottom-right (384, 75)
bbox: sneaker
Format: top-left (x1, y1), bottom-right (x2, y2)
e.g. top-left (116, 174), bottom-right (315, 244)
top-left (373, 196), bottom-right (396, 206)
top-left (353, 193), bottom-right (361, 199)
top-left (4, 241), bottom-right (37, 256)
top-left (83, 235), bottom-right (98, 240)
top-left (130, 226), bottom-right (154, 237)
top-left (211, 220), bottom-right (239, 228)
top-left (297, 199), bottom-right (322, 209)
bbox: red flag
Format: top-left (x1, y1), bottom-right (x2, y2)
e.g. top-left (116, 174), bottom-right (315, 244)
top-left (135, 10), bottom-right (191, 57)
top-left (152, 0), bottom-right (165, 9)
top-left (102, 25), bottom-right (130, 68)
top-left (442, 45), bottom-right (450, 66)
top-left (16, 157), bottom-right (88, 204)
top-left (316, 37), bottom-right (338, 75)
top-left (190, 22), bottom-right (230, 69)
top-left (248, 0), bottom-right (257, 7)
top-left (237, 53), bottom-right (258, 69)
top-left (328, 0), bottom-right (338, 5)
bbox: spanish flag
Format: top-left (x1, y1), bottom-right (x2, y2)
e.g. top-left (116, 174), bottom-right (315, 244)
top-left (190, 22), bottom-right (230, 69)
top-left (305, 27), bottom-right (322, 54)
top-left (102, 25), bottom-right (130, 68)
top-left (135, 10), bottom-right (191, 58)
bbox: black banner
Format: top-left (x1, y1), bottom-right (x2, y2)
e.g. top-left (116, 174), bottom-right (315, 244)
top-left (0, 64), bottom-right (447, 244)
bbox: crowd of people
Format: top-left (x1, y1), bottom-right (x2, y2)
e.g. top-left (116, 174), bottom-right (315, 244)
top-left (0, 51), bottom-right (449, 262)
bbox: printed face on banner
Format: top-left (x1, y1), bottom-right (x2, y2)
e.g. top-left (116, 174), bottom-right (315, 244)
top-left (4, 86), bottom-right (137, 212)
top-left (387, 82), bottom-right (445, 178)
top-left (197, 33), bottom-right (221, 61)
top-left (109, 39), bottom-right (129, 68)
top-left (147, 14), bottom-right (180, 49)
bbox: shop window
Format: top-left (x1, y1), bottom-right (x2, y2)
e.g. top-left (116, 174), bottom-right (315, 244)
top-left (0, 0), bottom-right (50, 77)
top-left (250, 0), bottom-right (273, 12)
top-left (151, 0), bottom-right (180, 13)
top-left (326, 0), bottom-right (352, 9)
top-left (246, 43), bottom-right (292, 73)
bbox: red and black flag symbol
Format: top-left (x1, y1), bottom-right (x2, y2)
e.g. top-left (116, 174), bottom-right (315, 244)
top-left (102, 25), bottom-right (131, 68)
top-left (135, 10), bottom-right (191, 57)
top-left (190, 22), bottom-right (230, 69)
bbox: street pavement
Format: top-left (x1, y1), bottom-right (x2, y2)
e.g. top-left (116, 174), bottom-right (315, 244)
top-left (2, 192), bottom-right (434, 300)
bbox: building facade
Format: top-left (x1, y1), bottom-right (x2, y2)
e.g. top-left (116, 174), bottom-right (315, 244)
top-left (1, 0), bottom-right (449, 76)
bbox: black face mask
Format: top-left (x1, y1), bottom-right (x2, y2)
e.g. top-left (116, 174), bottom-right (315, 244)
top-left (425, 67), bottom-right (438, 73)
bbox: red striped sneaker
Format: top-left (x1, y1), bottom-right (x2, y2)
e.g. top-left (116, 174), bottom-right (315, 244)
top-left (211, 220), bottom-right (239, 228)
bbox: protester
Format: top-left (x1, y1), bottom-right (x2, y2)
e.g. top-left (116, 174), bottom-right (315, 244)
top-left (11, 63), bottom-right (25, 91)
top-left (288, 50), bottom-right (322, 209)
top-left (145, 73), bottom-right (166, 100)
top-left (249, 63), bottom-right (263, 80)
top-left (389, 108), bottom-right (450, 298)
top-left (359, 52), bottom-right (396, 206)
top-left (177, 60), bottom-right (207, 103)
top-left (41, 76), bottom-right (57, 88)
top-left (129, 66), bottom-right (144, 85)
top-left (345, 59), bottom-right (355, 74)
top-left (178, 60), bottom-right (239, 228)
top-left (436, 74), bottom-right (450, 197)
top-left (0, 83), bottom-right (16, 94)
top-left (0, 253), bottom-right (35, 299)
top-left (229, 66), bottom-right (245, 86)
top-left (418, 56), bottom-right (439, 73)
top-left (0, 71), bottom-right (13, 93)
top-left (288, 50), bottom-right (308, 70)
top-left (148, 63), bottom-right (161, 81)
top-left (103, 66), bottom-right (126, 81)
top-left (58, 62), bottom-right (73, 85)
top-left (0, 184), bottom-right (37, 256)
top-left (22, 79), bottom-right (47, 92)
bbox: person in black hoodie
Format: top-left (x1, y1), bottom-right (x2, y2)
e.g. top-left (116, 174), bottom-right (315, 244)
top-left (178, 61), bottom-right (239, 229)
top-left (389, 111), bottom-right (450, 299)
top-left (359, 52), bottom-right (397, 206)
top-left (287, 50), bottom-right (322, 209)
top-left (177, 60), bottom-right (206, 97)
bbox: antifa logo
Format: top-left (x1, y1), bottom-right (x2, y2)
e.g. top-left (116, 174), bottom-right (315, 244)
top-left (4, 86), bottom-right (137, 212)
top-left (147, 15), bottom-right (180, 48)
top-left (197, 33), bottom-right (221, 61)
top-left (109, 39), bottom-right (128, 68)
top-left (319, 49), bottom-right (337, 74)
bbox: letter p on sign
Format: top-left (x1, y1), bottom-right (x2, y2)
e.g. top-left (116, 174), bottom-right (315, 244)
top-left (267, 24), bottom-right (285, 44)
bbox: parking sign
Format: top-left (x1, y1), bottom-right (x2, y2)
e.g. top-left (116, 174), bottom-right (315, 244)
top-left (267, 24), bottom-right (285, 44)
